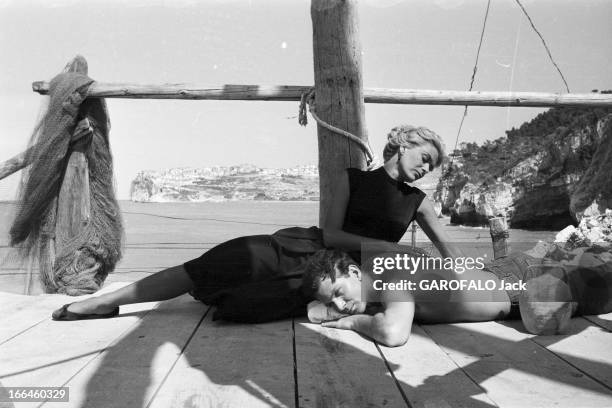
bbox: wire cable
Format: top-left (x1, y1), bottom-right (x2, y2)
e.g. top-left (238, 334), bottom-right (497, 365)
top-left (449, 0), bottom-right (492, 168)
top-left (514, 0), bottom-right (570, 93)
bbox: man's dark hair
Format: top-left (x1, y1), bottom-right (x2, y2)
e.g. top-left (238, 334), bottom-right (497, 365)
top-left (301, 249), bottom-right (356, 298)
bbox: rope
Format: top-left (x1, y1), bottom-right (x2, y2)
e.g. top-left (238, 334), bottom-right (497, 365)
top-left (299, 88), bottom-right (380, 170)
top-left (449, 0), bottom-right (492, 169)
top-left (514, 0), bottom-right (571, 93)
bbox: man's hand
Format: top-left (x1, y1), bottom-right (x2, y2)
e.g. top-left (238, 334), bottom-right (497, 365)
top-left (321, 315), bottom-right (358, 330)
top-left (307, 300), bottom-right (350, 323)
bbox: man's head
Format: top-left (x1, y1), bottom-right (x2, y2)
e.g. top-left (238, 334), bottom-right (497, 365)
top-left (302, 249), bottom-right (367, 314)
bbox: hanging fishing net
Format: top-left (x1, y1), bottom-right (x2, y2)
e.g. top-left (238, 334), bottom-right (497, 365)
top-left (8, 71), bottom-right (123, 295)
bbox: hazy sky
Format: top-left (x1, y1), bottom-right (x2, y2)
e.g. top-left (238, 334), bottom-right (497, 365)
top-left (1, 0), bottom-right (611, 199)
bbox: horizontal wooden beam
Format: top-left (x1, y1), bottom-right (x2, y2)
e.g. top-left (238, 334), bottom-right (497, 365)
top-left (31, 81), bottom-right (612, 107)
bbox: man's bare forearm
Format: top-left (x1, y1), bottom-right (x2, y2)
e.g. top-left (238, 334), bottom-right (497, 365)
top-left (322, 313), bottom-right (410, 347)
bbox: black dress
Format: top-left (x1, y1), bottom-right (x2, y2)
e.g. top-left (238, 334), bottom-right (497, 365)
top-left (183, 166), bottom-right (426, 322)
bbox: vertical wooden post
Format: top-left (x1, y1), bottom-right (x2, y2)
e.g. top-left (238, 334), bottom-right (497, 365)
top-left (489, 216), bottom-right (509, 259)
top-left (411, 223), bottom-right (417, 248)
top-left (311, 0), bottom-right (368, 226)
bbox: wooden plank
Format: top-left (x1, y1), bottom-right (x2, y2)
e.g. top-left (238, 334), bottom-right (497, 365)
top-left (148, 312), bottom-right (295, 408)
top-left (28, 81), bottom-right (612, 107)
top-left (295, 319), bottom-right (406, 407)
top-left (379, 325), bottom-right (498, 408)
top-left (0, 296), bottom-right (161, 408)
top-left (58, 295), bottom-right (206, 408)
top-left (531, 316), bottom-right (612, 390)
top-left (583, 312), bottom-right (612, 332)
top-left (311, 0), bottom-right (368, 225)
top-left (0, 282), bottom-right (130, 344)
top-left (423, 320), bottom-right (612, 407)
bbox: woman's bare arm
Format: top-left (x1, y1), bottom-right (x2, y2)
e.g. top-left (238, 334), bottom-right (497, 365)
top-left (415, 198), bottom-right (464, 259)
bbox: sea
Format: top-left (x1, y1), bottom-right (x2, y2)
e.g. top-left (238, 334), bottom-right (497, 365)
top-left (0, 201), bottom-right (556, 294)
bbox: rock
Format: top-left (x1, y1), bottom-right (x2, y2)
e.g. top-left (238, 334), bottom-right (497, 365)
top-left (524, 241), bottom-right (555, 259)
top-left (555, 225), bottom-right (577, 243)
top-left (570, 115), bottom-right (612, 220)
top-left (436, 108), bottom-right (612, 229)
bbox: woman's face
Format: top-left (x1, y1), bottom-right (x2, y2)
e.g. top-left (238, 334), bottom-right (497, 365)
top-left (397, 143), bottom-right (439, 182)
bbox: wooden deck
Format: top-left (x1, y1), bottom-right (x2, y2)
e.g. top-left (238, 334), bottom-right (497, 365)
top-left (1, 284), bottom-right (611, 408)
top-left (1, 204), bottom-right (611, 407)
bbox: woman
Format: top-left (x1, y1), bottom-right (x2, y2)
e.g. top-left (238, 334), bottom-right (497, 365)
top-left (320, 125), bottom-right (460, 258)
top-left (308, 125), bottom-right (514, 323)
top-left (53, 125), bottom-right (466, 322)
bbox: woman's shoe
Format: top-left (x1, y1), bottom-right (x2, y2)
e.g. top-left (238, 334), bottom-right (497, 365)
top-left (52, 303), bottom-right (119, 321)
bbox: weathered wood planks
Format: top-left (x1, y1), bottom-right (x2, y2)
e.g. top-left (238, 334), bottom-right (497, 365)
top-left (422, 319), bottom-right (612, 407)
top-left (149, 312), bottom-right (295, 408)
top-left (379, 324), bottom-right (498, 408)
top-left (62, 295), bottom-right (206, 408)
top-left (294, 319), bottom-right (406, 407)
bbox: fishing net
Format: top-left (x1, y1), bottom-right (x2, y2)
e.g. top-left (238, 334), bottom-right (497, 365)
top-left (8, 71), bottom-right (123, 295)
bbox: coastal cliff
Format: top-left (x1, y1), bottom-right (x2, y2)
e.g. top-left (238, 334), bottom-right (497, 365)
top-left (435, 101), bottom-right (612, 230)
top-left (130, 164), bottom-right (319, 202)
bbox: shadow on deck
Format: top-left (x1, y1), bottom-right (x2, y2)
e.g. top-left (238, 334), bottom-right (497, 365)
top-left (0, 287), bottom-right (611, 408)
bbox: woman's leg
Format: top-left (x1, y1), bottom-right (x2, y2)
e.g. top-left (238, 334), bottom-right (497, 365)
top-left (63, 264), bottom-right (194, 314)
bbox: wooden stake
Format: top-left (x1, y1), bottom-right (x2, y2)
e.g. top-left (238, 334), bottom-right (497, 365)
top-left (311, 0), bottom-right (368, 225)
top-left (489, 217), bottom-right (509, 259)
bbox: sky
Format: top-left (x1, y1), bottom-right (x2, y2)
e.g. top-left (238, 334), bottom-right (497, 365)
top-left (0, 0), bottom-right (611, 200)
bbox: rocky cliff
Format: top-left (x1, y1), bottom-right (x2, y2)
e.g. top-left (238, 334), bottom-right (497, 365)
top-left (130, 164), bottom-right (319, 202)
top-left (435, 100), bottom-right (612, 230)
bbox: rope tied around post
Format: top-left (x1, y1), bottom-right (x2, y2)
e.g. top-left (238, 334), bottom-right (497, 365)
top-left (299, 88), bottom-right (380, 170)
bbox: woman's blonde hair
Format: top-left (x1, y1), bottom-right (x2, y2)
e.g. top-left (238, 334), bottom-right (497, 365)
top-left (382, 125), bottom-right (446, 167)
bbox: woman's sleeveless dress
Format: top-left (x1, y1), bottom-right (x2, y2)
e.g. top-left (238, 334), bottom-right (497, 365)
top-left (182, 166), bottom-right (426, 322)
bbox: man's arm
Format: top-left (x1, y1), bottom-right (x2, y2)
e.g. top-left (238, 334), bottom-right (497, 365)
top-left (320, 301), bottom-right (415, 347)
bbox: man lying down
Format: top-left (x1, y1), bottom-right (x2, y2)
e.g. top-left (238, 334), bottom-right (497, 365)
top-left (302, 248), bottom-right (612, 346)
top-left (52, 227), bottom-right (612, 347)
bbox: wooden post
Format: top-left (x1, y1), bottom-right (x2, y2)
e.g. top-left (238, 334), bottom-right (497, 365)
top-left (411, 223), bottom-right (417, 248)
top-left (311, 0), bottom-right (368, 225)
top-left (489, 216), bottom-right (509, 259)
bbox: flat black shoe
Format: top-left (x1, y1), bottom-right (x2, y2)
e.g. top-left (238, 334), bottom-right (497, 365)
top-left (52, 303), bottom-right (120, 321)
